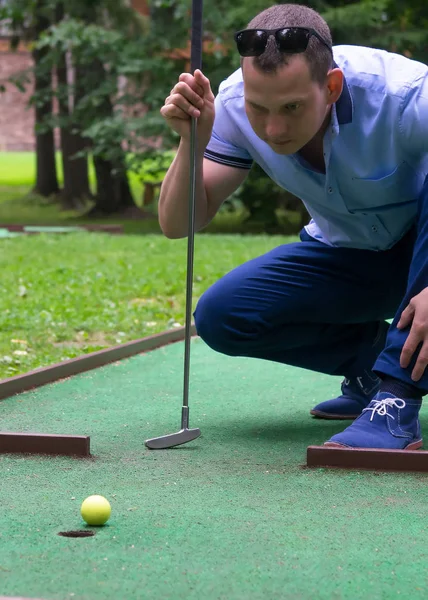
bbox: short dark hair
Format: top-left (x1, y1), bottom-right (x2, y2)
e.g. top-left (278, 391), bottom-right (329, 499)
top-left (241, 4), bottom-right (333, 84)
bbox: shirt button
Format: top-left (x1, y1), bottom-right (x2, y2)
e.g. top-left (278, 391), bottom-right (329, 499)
top-left (372, 226), bottom-right (378, 232)
top-left (328, 187), bottom-right (333, 194)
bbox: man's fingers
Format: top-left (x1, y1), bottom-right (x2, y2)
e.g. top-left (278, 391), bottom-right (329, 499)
top-left (161, 103), bottom-right (199, 120)
top-left (397, 304), bottom-right (414, 329)
top-left (194, 70), bottom-right (215, 99)
top-left (170, 81), bottom-right (204, 109)
top-left (400, 324), bottom-right (424, 368)
top-left (178, 73), bottom-right (204, 97)
top-left (411, 342), bottom-right (428, 381)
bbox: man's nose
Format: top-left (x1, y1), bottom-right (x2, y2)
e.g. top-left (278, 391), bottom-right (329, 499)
top-left (265, 115), bottom-right (289, 139)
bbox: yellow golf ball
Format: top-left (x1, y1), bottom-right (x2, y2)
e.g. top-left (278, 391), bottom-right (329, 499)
top-left (80, 495), bottom-right (111, 526)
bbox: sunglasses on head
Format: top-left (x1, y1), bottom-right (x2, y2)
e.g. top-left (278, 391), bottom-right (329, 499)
top-left (234, 27), bottom-right (332, 57)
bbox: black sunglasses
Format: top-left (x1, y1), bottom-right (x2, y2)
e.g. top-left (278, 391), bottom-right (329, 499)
top-left (234, 27), bottom-right (332, 57)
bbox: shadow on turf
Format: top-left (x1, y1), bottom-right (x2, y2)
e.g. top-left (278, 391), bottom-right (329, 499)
top-left (143, 416), bottom-right (428, 452)
top-left (206, 414), bottom-right (428, 446)
top-left (207, 416), bottom-right (341, 444)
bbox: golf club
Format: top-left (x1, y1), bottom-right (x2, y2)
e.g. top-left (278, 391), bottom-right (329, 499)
top-left (145, 0), bottom-right (203, 450)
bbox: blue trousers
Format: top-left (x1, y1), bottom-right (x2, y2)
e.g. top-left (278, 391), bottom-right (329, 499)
top-left (194, 177), bottom-right (428, 394)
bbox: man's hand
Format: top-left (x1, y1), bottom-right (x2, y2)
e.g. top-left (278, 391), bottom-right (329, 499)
top-left (397, 287), bottom-right (428, 381)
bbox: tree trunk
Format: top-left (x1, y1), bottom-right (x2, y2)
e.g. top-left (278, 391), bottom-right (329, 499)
top-left (90, 156), bottom-right (135, 216)
top-left (57, 55), bottom-right (91, 210)
top-left (32, 1), bottom-right (59, 197)
top-left (86, 59), bottom-right (136, 216)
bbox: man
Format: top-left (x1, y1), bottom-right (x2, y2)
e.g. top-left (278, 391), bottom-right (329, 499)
top-left (158, 3), bottom-right (428, 449)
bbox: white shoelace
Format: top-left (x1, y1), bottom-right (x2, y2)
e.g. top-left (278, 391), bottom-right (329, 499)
top-left (362, 397), bottom-right (406, 422)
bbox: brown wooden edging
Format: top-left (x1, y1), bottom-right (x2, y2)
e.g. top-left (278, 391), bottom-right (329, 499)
top-left (0, 325), bottom-right (196, 401)
top-left (0, 433), bottom-right (90, 457)
top-left (307, 445), bottom-right (428, 472)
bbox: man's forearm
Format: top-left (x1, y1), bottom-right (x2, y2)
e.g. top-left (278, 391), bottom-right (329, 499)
top-left (158, 139), bottom-right (208, 239)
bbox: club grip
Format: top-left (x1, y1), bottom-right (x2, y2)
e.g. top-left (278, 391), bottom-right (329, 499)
top-left (190, 0), bottom-right (203, 73)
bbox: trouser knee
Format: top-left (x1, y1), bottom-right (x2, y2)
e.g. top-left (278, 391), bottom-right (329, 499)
top-left (194, 288), bottom-right (256, 356)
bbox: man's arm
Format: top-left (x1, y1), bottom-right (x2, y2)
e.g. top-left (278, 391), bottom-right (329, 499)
top-left (158, 140), bottom-right (249, 239)
top-left (159, 74), bottom-right (253, 239)
top-left (396, 69), bottom-right (428, 380)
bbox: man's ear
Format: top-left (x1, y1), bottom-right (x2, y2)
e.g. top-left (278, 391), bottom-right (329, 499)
top-left (326, 68), bottom-right (344, 104)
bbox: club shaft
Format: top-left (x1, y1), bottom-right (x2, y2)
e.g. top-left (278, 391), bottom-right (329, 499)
top-left (181, 405), bottom-right (189, 429)
top-left (145, 0), bottom-right (204, 448)
top-left (182, 0), bottom-right (203, 413)
top-left (182, 120), bottom-right (197, 409)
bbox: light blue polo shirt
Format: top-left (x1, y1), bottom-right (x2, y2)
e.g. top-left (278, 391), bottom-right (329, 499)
top-left (204, 45), bottom-right (428, 250)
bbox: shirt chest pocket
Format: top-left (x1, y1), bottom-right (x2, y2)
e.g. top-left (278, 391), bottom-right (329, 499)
top-left (343, 161), bottom-right (423, 214)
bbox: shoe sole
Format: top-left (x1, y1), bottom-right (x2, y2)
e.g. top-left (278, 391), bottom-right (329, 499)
top-left (310, 409), bottom-right (360, 420)
top-left (324, 439), bottom-right (424, 451)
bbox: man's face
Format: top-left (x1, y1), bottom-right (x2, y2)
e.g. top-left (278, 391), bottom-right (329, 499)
top-left (243, 55), bottom-right (332, 155)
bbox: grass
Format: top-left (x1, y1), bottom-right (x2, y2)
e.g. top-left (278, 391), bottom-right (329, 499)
top-left (0, 152), bottom-right (50, 187)
top-left (0, 151), bottom-right (298, 380)
top-left (0, 232), bottom-right (295, 380)
top-left (0, 152), bottom-right (258, 235)
top-left (0, 151), bottom-right (143, 194)
top-left (0, 152), bottom-right (157, 235)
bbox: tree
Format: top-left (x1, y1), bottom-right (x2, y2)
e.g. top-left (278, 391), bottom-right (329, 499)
top-left (54, 2), bottom-right (91, 210)
top-left (1, 0), bottom-right (60, 197)
top-left (37, 19), bottom-right (145, 215)
top-left (51, 0), bottom-right (146, 216)
top-left (32, 0), bottom-right (60, 197)
top-left (2, 0), bottom-right (150, 213)
top-left (5, 0), bottom-right (427, 229)
top-left (322, 0), bottom-right (428, 59)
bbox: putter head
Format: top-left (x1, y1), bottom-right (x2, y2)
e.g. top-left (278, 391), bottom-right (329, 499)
top-left (145, 427), bottom-right (201, 450)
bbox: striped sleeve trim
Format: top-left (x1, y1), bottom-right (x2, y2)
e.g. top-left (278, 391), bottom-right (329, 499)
top-left (204, 149), bottom-right (253, 170)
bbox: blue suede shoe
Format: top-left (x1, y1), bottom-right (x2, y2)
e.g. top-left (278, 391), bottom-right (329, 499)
top-left (324, 392), bottom-right (423, 450)
top-left (310, 375), bottom-right (380, 420)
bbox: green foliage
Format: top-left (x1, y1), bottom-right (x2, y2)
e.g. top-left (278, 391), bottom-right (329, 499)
top-left (4, 0), bottom-right (428, 225)
top-left (225, 163), bottom-right (309, 235)
top-left (323, 0), bottom-right (428, 60)
top-left (31, 17), bottom-right (181, 175)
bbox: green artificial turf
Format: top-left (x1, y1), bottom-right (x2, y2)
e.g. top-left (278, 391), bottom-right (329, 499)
top-left (1, 338), bottom-right (428, 600)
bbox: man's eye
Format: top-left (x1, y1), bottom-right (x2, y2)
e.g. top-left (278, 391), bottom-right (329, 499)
top-left (250, 104), bottom-right (264, 111)
top-left (286, 104), bottom-right (300, 111)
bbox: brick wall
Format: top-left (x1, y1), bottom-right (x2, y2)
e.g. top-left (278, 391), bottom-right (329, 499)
top-left (0, 43), bottom-right (35, 151)
top-left (0, 1), bottom-right (151, 152)
top-left (0, 0), bottom-right (224, 152)
top-left (0, 45), bottom-right (160, 153)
